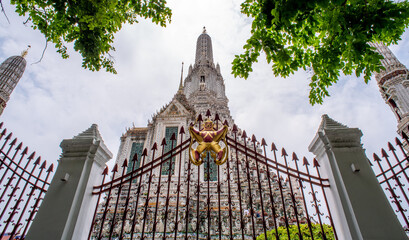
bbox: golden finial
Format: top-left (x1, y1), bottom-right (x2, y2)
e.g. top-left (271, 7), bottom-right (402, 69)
top-left (179, 62), bottom-right (184, 91)
top-left (21, 45), bottom-right (31, 58)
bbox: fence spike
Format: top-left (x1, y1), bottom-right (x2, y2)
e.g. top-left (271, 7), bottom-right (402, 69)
top-left (232, 124), bottom-right (238, 132)
top-left (271, 142), bottom-right (277, 151)
top-left (251, 134), bottom-right (257, 142)
top-left (206, 109), bottom-right (211, 117)
top-left (47, 163), bottom-right (54, 172)
top-left (102, 166), bottom-right (109, 175)
top-left (10, 138), bottom-right (17, 146)
top-left (223, 120), bottom-right (229, 126)
top-left (302, 157), bottom-right (309, 166)
top-left (40, 160), bottom-right (47, 169)
top-left (1, 128), bottom-right (6, 137)
top-left (161, 138), bottom-right (167, 146)
top-left (122, 158), bottom-right (128, 168)
top-left (21, 147), bottom-right (28, 155)
top-left (0, 122), bottom-right (3, 129)
top-left (313, 158), bottom-right (320, 167)
top-left (16, 142), bottom-right (22, 151)
top-left (170, 133), bottom-right (176, 141)
top-left (381, 148), bottom-right (389, 158)
top-left (132, 152), bottom-right (138, 162)
top-left (214, 113), bottom-right (220, 121)
top-left (292, 152), bottom-right (299, 161)
top-left (142, 148), bottom-right (148, 156)
top-left (261, 138), bottom-right (267, 146)
top-left (388, 142), bottom-right (396, 151)
top-left (395, 137), bottom-right (403, 146)
top-left (5, 132), bottom-right (12, 140)
top-left (34, 156), bottom-right (41, 165)
top-left (197, 114), bottom-right (203, 122)
top-left (242, 130), bottom-right (247, 139)
top-left (28, 151), bottom-right (36, 160)
top-left (112, 164), bottom-right (118, 172)
top-left (281, 148), bottom-right (288, 157)
top-left (373, 153), bottom-right (382, 162)
top-left (151, 142), bottom-right (158, 150)
top-left (180, 126), bottom-right (185, 134)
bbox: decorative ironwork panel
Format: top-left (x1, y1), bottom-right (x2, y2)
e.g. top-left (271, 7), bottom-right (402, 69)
top-left (0, 122), bottom-right (54, 240)
top-left (372, 136), bottom-right (409, 232)
top-left (89, 112), bottom-right (336, 240)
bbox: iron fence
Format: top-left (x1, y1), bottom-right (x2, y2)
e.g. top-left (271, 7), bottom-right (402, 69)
top-left (0, 123), bottom-right (54, 239)
top-left (89, 112), bottom-right (336, 240)
top-left (372, 136), bottom-right (409, 232)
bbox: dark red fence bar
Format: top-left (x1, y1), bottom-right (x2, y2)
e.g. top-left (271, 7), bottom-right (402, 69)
top-left (89, 111), bottom-right (334, 240)
top-left (0, 123), bottom-right (54, 239)
top-left (373, 137), bottom-right (409, 232)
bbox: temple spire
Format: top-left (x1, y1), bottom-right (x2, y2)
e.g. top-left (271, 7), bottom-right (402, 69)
top-left (0, 52), bottom-right (27, 115)
top-left (178, 62), bottom-right (184, 92)
top-left (370, 42), bottom-right (409, 149)
top-left (195, 27), bottom-right (214, 65)
top-left (370, 42), bottom-right (408, 85)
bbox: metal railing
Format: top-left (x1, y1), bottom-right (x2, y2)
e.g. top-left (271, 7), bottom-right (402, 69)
top-left (372, 136), bottom-right (409, 232)
top-left (0, 123), bottom-right (54, 239)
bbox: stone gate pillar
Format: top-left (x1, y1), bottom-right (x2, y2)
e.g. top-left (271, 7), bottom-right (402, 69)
top-left (26, 124), bottom-right (112, 240)
top-left (309, 115), bottom-right (407, 240)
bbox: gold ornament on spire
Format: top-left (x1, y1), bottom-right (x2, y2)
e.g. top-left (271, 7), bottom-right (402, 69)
top-left (21, 45), bottom-right (31, 58)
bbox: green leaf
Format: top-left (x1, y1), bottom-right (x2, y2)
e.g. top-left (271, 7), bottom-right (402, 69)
top-left (233, 0), bottom-right (409, 105)
top-left (11, 0), bottom-right (172, 74)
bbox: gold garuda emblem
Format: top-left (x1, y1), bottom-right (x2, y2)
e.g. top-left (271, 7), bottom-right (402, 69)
top-left (189, 118), bottom-right (229, 166)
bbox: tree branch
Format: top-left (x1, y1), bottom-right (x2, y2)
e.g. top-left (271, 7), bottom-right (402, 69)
top-left (32, 37), bottom-right (48, 65)
top-left (0, 0), bottom-right (10, 24)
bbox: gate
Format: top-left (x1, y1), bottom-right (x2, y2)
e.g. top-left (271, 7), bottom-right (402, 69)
top-left (0, 122), bottom-right (54, 239)
top-left (88, 113), bottom-right (336, 240)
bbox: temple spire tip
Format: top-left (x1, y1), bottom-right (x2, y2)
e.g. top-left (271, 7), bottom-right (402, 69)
top-left (21, 45), bottom-right (31, 58)
top-left (178, 62), bottom-right (184, 91)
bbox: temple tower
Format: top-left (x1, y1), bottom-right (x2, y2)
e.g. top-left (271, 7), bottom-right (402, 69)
top-left (184, 27), bottom-right (232, 125)
top-left (91, 29), bottom-right (306, 239)
top-left (0, 49), bottom-right (28, 115)
top-left (372, 42), bottom-right (409, 139)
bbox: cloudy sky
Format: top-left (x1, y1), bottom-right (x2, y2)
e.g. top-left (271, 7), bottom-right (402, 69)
top-left (0, 0), bottom-right (405, 168)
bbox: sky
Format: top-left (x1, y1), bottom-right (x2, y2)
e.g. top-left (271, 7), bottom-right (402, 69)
top-left (0, 0), bottom-right (405, 169)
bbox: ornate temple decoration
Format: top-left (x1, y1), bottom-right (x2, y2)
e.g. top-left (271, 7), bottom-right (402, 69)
top-left (188, 118), bottom-right (228, 166)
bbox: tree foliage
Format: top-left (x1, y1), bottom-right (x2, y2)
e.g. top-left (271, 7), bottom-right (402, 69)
top-left (232, 0), bottom-right (409, 104)
top-left (256, 223), bottom-right (334, 240)
top-left (10, 0), bottom-right (172, 74)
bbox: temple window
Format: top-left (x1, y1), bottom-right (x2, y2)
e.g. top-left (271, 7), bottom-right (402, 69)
top-left (162, 126), bottom-right (178, 175)
top-left (127, 142), bottom-right (144, 174)
top-left (204, 153), bottom-right (218, 181)
top-left (389, 99), bottom-right (402, 120)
